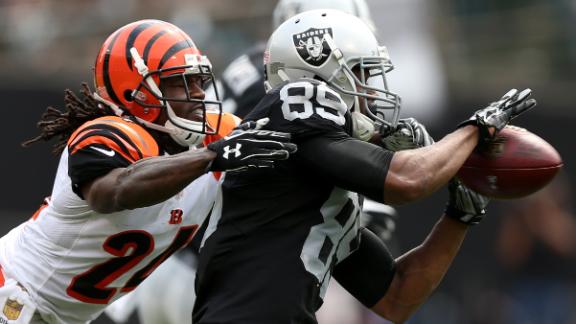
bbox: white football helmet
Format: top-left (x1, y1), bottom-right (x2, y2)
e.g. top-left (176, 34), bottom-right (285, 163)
top-left (272, 0), bottom-right (375, 32)
top-left (265, 9), bottom-right (401, 130)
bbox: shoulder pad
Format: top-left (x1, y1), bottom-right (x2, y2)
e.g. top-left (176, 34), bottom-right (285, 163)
top-left (204, 112), bottom-right (242, 145)
top-left (67, 116), bottom-right (159, 162)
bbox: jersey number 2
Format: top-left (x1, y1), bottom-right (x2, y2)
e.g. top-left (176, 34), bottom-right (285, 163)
top-left (279, 82), bottom-right (347, 126)
top-left (66, 225), bottom-right (198, 304)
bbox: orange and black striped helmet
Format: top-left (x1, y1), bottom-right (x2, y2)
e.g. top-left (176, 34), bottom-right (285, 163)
top-left (93, 20), bottom-right (222, 146)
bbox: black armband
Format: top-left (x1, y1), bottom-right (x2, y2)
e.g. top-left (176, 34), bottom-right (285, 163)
top-left (332, 227), bottom-right (396, 308)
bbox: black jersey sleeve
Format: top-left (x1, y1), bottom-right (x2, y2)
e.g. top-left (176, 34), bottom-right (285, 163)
top-left (66, 116), bottom-right (159, 198)
top-left (244, 79), bottom-right (393, 201)
top-left (297, 132), bottom-right (393, 202)
top-left (332, 227), bottom-right (397, 308)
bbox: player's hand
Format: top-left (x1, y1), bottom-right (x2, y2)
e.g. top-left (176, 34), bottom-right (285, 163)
top-left (460, 88), bottom-right (537, 142)
top-left (380, 118), bottom-right (434, 151)
top-left (206, 118), bottom-right (297, 172)
top-left (444, 179), bottom-right (490, 225)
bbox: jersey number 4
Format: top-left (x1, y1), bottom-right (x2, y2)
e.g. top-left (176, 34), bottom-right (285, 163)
top-left (66, 225), bottom-right (198, 304)
top-left (280, 82), bottom-right (347, 126)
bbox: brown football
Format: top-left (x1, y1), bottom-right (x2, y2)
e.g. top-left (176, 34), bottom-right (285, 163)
top-left (457, 126), bottom-right (563, 199)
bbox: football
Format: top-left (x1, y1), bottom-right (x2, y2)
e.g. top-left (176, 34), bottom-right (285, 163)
top-left (457, 126), bottom-right (563, 199)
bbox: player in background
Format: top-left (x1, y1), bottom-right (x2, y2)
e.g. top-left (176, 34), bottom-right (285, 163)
top-left (0, 19), bottom-right (295, 324)
top-left (193, 10), bottom-right (536, 324)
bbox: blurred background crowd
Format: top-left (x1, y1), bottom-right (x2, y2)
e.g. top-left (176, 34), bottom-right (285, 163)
top-left (0, 0), bottom-right (575, 323)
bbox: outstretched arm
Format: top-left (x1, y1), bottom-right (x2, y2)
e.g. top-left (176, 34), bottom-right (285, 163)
top-left (372, 181), bottom-right (489, 323)
top-left (333, 181), bottom-right (489, 323)
top-left (382, 88), bottom-right (536, 205)
top-left (82, 148), bottom-right (215, 213)
top-left (83, 127), bottom-right (296, 213)
top-left (372, 215), bottom-right (468, 322)
top-left (383, 125), bottom-right (478, 205)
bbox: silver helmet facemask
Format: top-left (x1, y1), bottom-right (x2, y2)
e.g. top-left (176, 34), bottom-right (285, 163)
top-left (324, 40), bottom-right (401, 133)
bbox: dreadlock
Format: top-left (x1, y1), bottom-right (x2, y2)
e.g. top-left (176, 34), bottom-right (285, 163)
top-left (22, 82), bottom-right (116, 155)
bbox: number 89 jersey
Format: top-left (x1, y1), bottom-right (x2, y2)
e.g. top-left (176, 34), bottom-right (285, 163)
top-left (194, 80), bottom-right (393, 323)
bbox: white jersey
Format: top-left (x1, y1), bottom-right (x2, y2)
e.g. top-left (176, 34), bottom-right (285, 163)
top-left (0, 114), bottom-right (238, 324)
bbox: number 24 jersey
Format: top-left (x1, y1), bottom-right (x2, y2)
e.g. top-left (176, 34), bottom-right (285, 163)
top-left (0, 114), bottom-right (238, 324)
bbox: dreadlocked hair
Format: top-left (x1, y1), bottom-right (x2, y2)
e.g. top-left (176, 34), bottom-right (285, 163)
top-left (22, 82), bottom-right (117, 154)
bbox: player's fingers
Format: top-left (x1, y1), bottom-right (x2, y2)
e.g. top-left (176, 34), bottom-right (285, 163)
top-left (508, 98), bottom-right (537, 119)
top-left (249, 130), bottom-right (292, 142)
top-left (282, 143), bottom-right (298, 153)
top-left (241, 139), bottom-right (297, 152)
top-left (504, 88), bottom-right (532, 109)
top-left (255, 117), bottom-right (270, 129)
top-left (516, 88), bottom-right (532, 101)
top-left (242, 159), bottom-right (275, 168)
top-left (500, 88), bottom-right (518, 102)
top-left (235, 118), bottom-right (272, 131)
top-left (241, 149), bottom-right (291, 161)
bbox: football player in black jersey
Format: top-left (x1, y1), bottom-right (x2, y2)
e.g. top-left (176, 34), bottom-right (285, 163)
top-left (221, 0), bottom-right (401, 258)
top-left (193, 10), bottom-right (537, 324)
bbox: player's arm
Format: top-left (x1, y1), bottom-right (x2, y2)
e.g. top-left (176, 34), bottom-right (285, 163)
top-left (297, 130), bottom-right (477, 206)
top-left (81, 148), bottom-right (216, 213)
top-left (334, 182), bottom-right (489, 323)
top-left (70, 119), bottom-right (296, 214)
top-left (384, 89), bottom-right (536, 205)
top-left (383, 125), bottom-right (478, 205)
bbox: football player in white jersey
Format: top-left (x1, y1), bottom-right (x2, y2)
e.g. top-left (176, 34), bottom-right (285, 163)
top-left (0, 19), bottom-right (295, 324)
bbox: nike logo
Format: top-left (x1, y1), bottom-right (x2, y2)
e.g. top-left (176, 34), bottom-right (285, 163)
top-left (91, 146), bottom-right (116, 157)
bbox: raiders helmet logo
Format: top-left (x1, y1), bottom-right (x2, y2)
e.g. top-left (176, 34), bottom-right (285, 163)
top-left (293, 28), bottom-right (333, 66)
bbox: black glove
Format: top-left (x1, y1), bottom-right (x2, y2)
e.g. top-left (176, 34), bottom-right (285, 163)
top-left (445, 179), bottom-right (490, 225)
top-left (380, 118), bottom-right (435, 151)
top-left (206, 119), bottom-right (297, 172)
top-left (459, 88), bottom-right (536, 143)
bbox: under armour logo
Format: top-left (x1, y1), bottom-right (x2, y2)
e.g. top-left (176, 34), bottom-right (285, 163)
top-left (222, 143), bottom-right (242, 159)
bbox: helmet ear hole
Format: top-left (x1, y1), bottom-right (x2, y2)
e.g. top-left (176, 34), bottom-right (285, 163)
top-left (123, 90), bottom-right (134, 102)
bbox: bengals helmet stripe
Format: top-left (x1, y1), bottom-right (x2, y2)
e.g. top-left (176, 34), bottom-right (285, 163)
top-left (159, 40), bottom-right (195, 69)
top-left (143, 30), bottom-right (167, 65)
top-left (101, 31), bottom-right (123, 107)
top-left (125, 21), bottom-right (157, 70)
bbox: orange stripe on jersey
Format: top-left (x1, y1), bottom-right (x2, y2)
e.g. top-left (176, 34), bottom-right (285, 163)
top-left (0, 265), bottom-right (4, 287)
top-left (68, 116), bottom-right (159, 162)
top-left (203, 112), bottom-right (241, 146)
top-left (71, 135), bottom-right (138, 163)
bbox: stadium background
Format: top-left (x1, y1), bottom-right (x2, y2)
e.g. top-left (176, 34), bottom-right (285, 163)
top-left (0, 0), bottom-right (574, 323)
